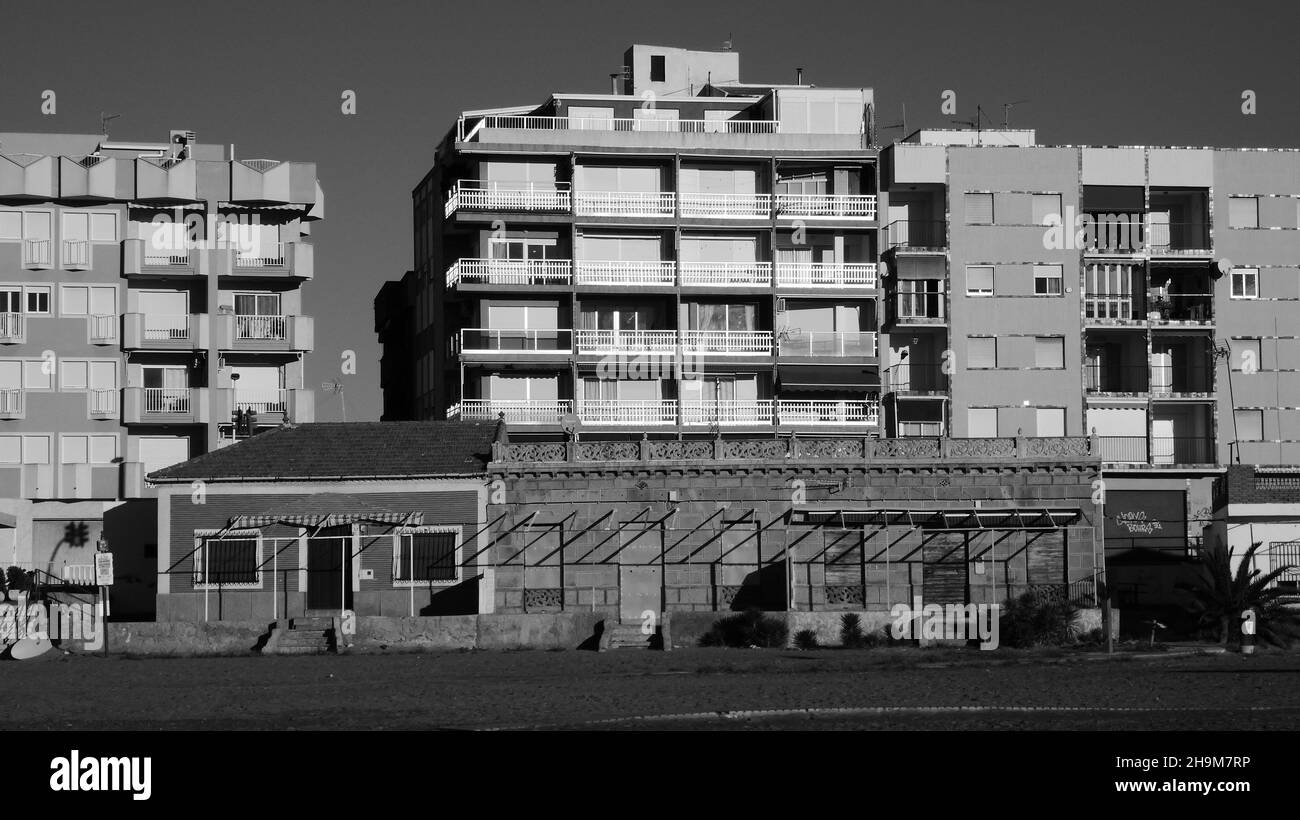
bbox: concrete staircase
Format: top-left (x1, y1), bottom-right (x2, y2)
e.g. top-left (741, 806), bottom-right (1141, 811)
top-left (604, 621), bottom-right (658, 650)
top-left (268, 616), bottom-right (336, 655)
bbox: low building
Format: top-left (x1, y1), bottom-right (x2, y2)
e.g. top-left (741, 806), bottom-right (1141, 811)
top-left (1208, 465), bottom-right (1300, 593)
top-left (147, 421), bottom-right (496, 621)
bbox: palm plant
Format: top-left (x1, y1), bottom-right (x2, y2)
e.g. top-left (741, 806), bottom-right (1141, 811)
top-left (1177, 543), bottom-right (1300, 647)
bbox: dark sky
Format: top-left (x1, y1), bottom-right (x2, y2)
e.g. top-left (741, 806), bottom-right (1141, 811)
top-left (3, 0), bottom-right (1297, 421)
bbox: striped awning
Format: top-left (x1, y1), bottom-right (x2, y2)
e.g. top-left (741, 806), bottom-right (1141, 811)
top-left (792, 506), bottom-right (1081, 530)
top-left (225, 493), bottom-right (423, 531)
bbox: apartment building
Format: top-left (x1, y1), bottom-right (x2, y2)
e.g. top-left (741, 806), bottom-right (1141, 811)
top-left (0, 130), bottom-right (321, 615)
top-left (879, 131), bottom-right (1300, 598)
top-left (377, 44), bottom-right (883, 436)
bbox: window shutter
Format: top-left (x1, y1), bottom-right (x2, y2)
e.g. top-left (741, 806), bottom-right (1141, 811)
top-left (968, 337), bottom-right (996, 369)
top-left (1032, 194), bottom-right (1061, 225)
top-left (965, 193), bottom-right (994, 225)
top-left (1229, 197), bottom-right (1259, 229)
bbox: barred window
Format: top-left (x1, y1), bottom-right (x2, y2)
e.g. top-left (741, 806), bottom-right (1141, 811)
top-left (394, 528), bottom-right (458, 584)
top-left (195, 532), bottom-right (260, 586)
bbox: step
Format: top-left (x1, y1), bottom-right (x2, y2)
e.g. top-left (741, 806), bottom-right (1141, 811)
top-left (291, 617), bottom-right (334, 630)
top-left (276, 645), bottom-right (331, 655)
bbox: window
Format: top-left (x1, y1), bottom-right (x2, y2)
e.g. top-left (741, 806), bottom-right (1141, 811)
top-left (1229, 196), bottom-right (1259, 229)
top-left (1036, 408), bottom-right (1066, 437)
top-left (194, 530), bottom-right (261, 587)
top-left (9, 360), bottom-right (52, 390)
top-left (60, 434), bottom-right (117, 464)
top-left (59, 360), bottom-right (116, 392)
top-left (1232, 338), bottom-right (1262, 372)
top-left (59, 285), bottom-right (117, 316)
top-left (0, 211), bottom-right (20, 240)
top-left (967, 337), bottom-right (997, 369)
top-left (0, 285), bottom-right (51, 315)
top-left (965, 193), bottom-right (994, 225)
top-left (394, 527), bottom-right (459, 585)
top-left (1032, 194), bottom-right (1062, 225)
top-left (25, 286), bottom-right (50, 315)
top-left (650, 55), bottom-right (666, 82)
top-left (0, 435), bottom-right (49, 463)
top-left (1231, 268), bottom-right (1259, 299)
top-left (899, 421), bottom-right (943, 437)
top-left (1234, 410), bottom-right (1263, 442)
top-left (966, 266), bottom-right (994, 296)
top-left (1034, 336), bottom-right (1065, 368)
top-left (968, 408), bottom-right (998, 438)
top-left (1034, 264), bottom-right (1063, 295)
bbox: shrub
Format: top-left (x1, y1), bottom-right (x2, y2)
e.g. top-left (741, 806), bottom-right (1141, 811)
top-left (699, 608), bottom-right (790, 648)
top-left (3, 566), bottom-right (28, 601)
top-left (793, 629), bottom-right (819, 650)
top-left (1176, 542), bottom-right (1300, 648)
top-left (999, 592), bottom-right (1079, 648)
top-left (840, 613), bottom-right (866, 648)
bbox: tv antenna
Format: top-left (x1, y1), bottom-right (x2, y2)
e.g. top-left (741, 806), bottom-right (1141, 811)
top-left (320, 378), bottom-right (347, 422)
top-left (100, 112), bottom-right (121, 137)
top-left (878, 103), bottom-right (907, 141)
top-left (1001, 99), bottom-right (1030, 128)
top-left (951, 104), bottom-right (993, 140)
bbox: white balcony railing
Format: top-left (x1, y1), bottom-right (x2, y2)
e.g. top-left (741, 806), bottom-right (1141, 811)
top-left (775, 193), bottom-right (878, 219)
top-left (446, 259), bottom-right (572, 287)
top-left (681, 400), bottom-right (774, 425)
top-left (143, 387), bottom-right (191, 414)
top-left (235, 243), bottom-right (286, 268)
top-left (90, 389), bottom-right (118, 416)
top-left (574, 260), bottom-right (676, 286)
top-left (62, 239), bottom-right (91, 269)
top-left (574, 329), bottom-right (678, 354)
top-left (578, 400), bottom-right (678, 425)
top-left (777, 331), bottom-right (878, 357)
top-left (0, 389), bottom-right (23, 415)
top-left (458, 328), bottom-right (572, 354)
top-left (776, 400), bottom-right (880, 426)
top-left (775, 261), bottom-right (878, 289)
top-left (143, 248), bottom-right (191, 266)
top-left (453, 399), bottom-right (572, 423)
top-left (678, 261), bottom-right (772, 287)
top-left (145, 314), bottom-right (191, 341)
top-left (235, 314), bottom-right (287, 341)
top-left (678, 192), bottom-right (772, 218)
top-left (573, 190), bottom-right (675, 217)
top-left (680, 329), bottom-right (773, 355)
top-left (0, 313), bottom-right (24, 341)
top-left (234, 389), bottom-right (287, 414)
top-left (85, 314), bottom-right (116, 343)
top-left (22, 239), bottom-right (51, 267)
top-left (445, 180), bottom-right (571, 217)
top-left (459, 115), bottom-right (782, 141)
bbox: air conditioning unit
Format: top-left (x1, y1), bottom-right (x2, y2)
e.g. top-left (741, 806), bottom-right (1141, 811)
top-left (776, 298), bottom-right (787, 312)
top-left (169, 130), bottom-right (196, 159)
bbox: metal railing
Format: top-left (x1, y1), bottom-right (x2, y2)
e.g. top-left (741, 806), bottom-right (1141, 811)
top-left (573, 190), bottom-right (674, 217)
top-left (88, 314), bottom-right (117, 343)
top-left (144, 314), bottom-right (191, 341)
top-left (1146, 221), bottom-right (1212, 254)
top-left (776, 400), bottom-right (880, 426)
top-left (574, 260), bottom-right (675, 286)
top-left (458, 328), bottom-right (572, 353)
top-left (1149, 292), bottom-right (1214, 323)
top-left (678, 192), bottom-right (772, 218)
top-left (143, 387), bottom-right (191, 414)
top-left (886, 220), bottom-right (946, 250)
top-left (574, 329), bottom-right (678, 353)
top-left (89, 389), bottom-right (117, 416)
top-left (1098, 435), bottom-right (1216, 465)
top-left (143, 248), bottom-right (191, 266)
top-left (893, 291), bottom-right (946, 321)
top-left (1084, 363), bottom-right (1149, 393)
top-left (678, 261), bottom-right (772, 286)
top-left (1148, 362), bottom-right (1213, 395)
top-left (22, 239), bottom-right (51, 267)
top-left (234, 242), bottom-right (286, 268)
top-left (775, 193), bottom-right (877, 219)
top-left (447, 259), bottom-right (572, 287)
top-left (0, 313), bottom-right (24, 341)
top-left (234, 389), bottom-right (287, 414)
top-left (777, 331), bottom-right (878, 357)
top-left (0, 389), bottom-right (23, 415)
top-left (578, 400), bottom-right (678, 425)
top-left (235, 314), bottom-right (287, 341)
top-left (680, 329), bottom-right (773, 354)
top-left (459, 114), bottom-right (782, 140)
top-left (62, 239), bottom-right (91, 268)
top-left (886, 362), bottom-right (949, 393)
top-left (775, 261), bottom-right (877, 289)
top-left (1084, 295), bottom-right (1142, 322)
top-left (11, 562), bottom-right (96, 586)
top-left (680, 400), bottom-right (775, 425)
top-left (453, 399), bottom-right (572, 423)
top-left (446, 180), bottom-right (571, 216)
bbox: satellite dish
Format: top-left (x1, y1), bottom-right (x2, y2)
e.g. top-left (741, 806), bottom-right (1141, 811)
top-left (1213, 258), bottom-right (1232, 279)
top-left (878, 260), bottom-right (890, 278)
top-left (560, 413), bottom-right (580, 434)
top-left (7, 637), bottom-right (54, 660)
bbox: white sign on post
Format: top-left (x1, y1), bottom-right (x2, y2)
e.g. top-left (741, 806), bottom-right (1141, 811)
top-left (95, 552), bottom-right (114, 586)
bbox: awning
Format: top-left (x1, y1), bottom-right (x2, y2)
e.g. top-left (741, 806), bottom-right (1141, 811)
top-left (779, 364), bottom-right (879, 392)
top-left (0, 512), bottom-right (15, 528)
top-left (225, 493), bottom-right (424, 531)
top-left (792, 505), bottom-right (1082, 530)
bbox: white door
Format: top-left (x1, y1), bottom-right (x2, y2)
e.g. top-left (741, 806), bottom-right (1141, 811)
top-left (230, 366), bottom-right (283, 412)
top-left (1150, 348), bottom-right (1172, 393)
top-left (1152, 418), bottom-right (1175, 464)
top-left (140, 291), bottom-right (188, 340)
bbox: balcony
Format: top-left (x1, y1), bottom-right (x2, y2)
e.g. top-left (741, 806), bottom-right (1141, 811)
top-left (886, 220), bottom-right (946, 251)
top-left (1085, 363), bottom-right (1148, 395)
top-left (57, 463), bottom-right (121, 500)
top-left (681, 400), bottom-right (774, 426)
top-left (458, 115), bottom-right (783, 142)
top-left (445, 180), bottom-right (571, 217)
top-left (231, 242), bottom-right (313, 278)
top-left (678, 192), bottom-right (771, 219)
top-left (122, 387), bottom-right (209, 424)
top-left (217, 387), bottom-right (314, 425)
top-left (775, 193), bottom-right (877, 220)
top-left (450, 399), bottom-right (572, 424)
top-left (1098, 435), bottom-right (1215, 466)
top-left (446, 259), bottom-right (573, 287)
top-left (124, 313), bottom-right (209, 350)
top-left (0, 313), bottom-right (25, 344)
top-left (1148, 292), bottom-right (1213, 325)
top-left (1082, 213), bottom-right (1145, 256)
top-left (891, 291), bottom-right (946, 325)
top-left (89, 389), bottom-right (118, 419)
top-left (680, 330), bottom-right (773, 355)
top-left (775, 261), bottom-right (877, 289)
top-left (214, 314), bottom-right (313, 351)
top-left (574, 190), bottom-right (673, 217)
top-left (574, 260), bottom-right (675, 286)
top-left (1084, 294), bottom-right (1144, 325)
top-left (678, 261), bottom-right (771, 287)
top-left (1146, 222), bottom-right (1212, 256)
top-left (122, 238), bottom-right (198, 276)
top-left (62, 240), bottom-right (91, 271)
top-left (87, 314), bottom-right (117, 345)
top-left (778, 331), bottom-right (878, 358)
top-left (578, 400), bottom-right (678, 426)
top-left (458, 328), bottom-right (572, 355)
top-left (0, 389), bottom-right (24, 419)
top-left (22, 238), bottom-right (53, 269)
top-left (886, 362), bottom-right (949, 394)
top-left (776, 399), bottom-right (880, 426)
top-left (574, 329), bottom-right (678, 354)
